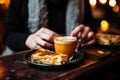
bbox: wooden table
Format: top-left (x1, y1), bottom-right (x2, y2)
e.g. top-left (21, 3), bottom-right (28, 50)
top-left (0, 44), bottom-right (120, 80)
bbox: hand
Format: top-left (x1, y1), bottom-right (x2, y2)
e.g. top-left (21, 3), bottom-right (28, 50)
top-left (25, 27), bottom-right (59, 49)
top-left (70, 24), bottom-right (96, 47)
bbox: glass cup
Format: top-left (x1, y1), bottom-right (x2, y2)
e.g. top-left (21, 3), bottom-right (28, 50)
top-left (54, 35), bottom-right (77, 58)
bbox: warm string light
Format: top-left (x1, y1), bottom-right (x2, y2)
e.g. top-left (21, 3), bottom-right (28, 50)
top-left (89, 0), bottom-right (97, 8)
top-left (0, 0), bottom-right (10, 8)
top-left (4, 0), bottom-right (10, 8)
top-left (100, 20), bottom-right (109, 32)
top-left (99, 0), bottom-right (107, 4)
top-left (0, 0), bottom-right (4, 4)
top-left (89, 0), bottom-right (120, 13)
top-left (0, 64), bottom-right (5, 80)
top-left (109, 0), bottom-right (116, 7)
top-left (113, 5), bottom-right (119, 12)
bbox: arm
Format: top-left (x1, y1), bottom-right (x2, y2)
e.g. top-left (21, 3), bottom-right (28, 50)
top-left (70, 0), bottom-right (95, 46)
top-left (4, 0), bottom-right (30, 52)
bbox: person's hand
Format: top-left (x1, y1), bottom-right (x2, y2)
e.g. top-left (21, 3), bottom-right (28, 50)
top-left (25, 27), bottom-right (59, 49)
top-left (70, 24), bottom-right (96, 47)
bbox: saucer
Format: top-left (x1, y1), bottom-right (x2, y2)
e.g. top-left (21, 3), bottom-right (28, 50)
top-left (24, 50), bottom-right (84, 70)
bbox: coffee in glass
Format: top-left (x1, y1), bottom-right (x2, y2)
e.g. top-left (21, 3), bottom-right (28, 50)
top-left (54, 36), bottom-right (77, 58)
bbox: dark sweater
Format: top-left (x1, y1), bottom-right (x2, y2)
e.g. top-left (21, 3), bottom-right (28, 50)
top-left (4, 0), bottom-right (93, 52)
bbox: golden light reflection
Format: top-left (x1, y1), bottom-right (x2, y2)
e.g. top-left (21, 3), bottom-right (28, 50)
top-left (0, 0), bottom-right (4, 4)
top-left (109, 0), bottom-right (116, 7)
top-left (89, 0), bottom-right (97, 8)
top-left (99, 0), bottom-right (107, 4)
top-left (113, 5), bottom-right (119, 12)
top-left (97, 50), bottom-right (104, 54)
top-left (4, 0), bottom-right (10, 8)
top-left (0, 64), bottom-right (5, 80)
top-left (100, 20), bottom-right (109, 32)
top-left (0, 0), bottom-right (10, 8)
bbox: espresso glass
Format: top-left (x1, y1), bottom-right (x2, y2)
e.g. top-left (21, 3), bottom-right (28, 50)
top-left (54, 36), bottom-right (77, 58)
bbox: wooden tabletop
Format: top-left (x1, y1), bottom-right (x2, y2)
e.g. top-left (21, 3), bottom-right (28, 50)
top-left (0, 44), bottom-right (120, 80)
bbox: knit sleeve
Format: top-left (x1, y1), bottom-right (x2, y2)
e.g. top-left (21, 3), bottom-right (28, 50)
top-left (3, 0), bottom-right (30, 52)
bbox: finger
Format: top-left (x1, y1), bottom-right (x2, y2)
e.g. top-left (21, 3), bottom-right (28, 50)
top-left (38, 32), bottom-right (52, 41)
top-left (81, 39), bottom-right (96, 47)
top-left (39, 32), bottom-right (59, 43)
top-left (86, 31), bottom-right (95, 41)
top-left (70, 24), bottom-right (84, 36)
top-left (35, 37), bottom-right (53, 48)
top-left (29, 41), bottom-right (41, 49)
top-left (77, 32), bottom-right (82, 39)
top-left (88, 31), bottom-right (94, 38)
top-left (37, 28), bottom-right (59, 42)
top-left (81, 26), bottom-right (91, 39)
top-left (41, 28), bottom-right (59, 36)
top-left (34, 45), bottom-right (42, 49)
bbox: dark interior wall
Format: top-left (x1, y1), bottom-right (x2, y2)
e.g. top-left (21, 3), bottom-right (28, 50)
top-left (0, 4), bottom-right (7, 54)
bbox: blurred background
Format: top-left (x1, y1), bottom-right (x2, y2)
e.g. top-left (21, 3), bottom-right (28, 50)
top-left (0, 0), bottom-right (120, 53)
top-left (0, 0), bottom-right (9, 54)
top-left (89, 0), bottom-right (120, 34)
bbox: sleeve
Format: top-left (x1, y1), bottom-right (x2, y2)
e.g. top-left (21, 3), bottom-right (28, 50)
top-left (3, 0), bottom-right (31, 52)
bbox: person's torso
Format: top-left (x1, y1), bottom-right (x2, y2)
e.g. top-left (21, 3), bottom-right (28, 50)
top-left (47, 0), bottom-right (68, 34)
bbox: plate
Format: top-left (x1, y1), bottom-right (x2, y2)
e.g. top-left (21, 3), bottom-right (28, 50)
top-left (24, 50), bottom-right (84, 70)
top-left (96, 33), bottom-right (120, 46)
